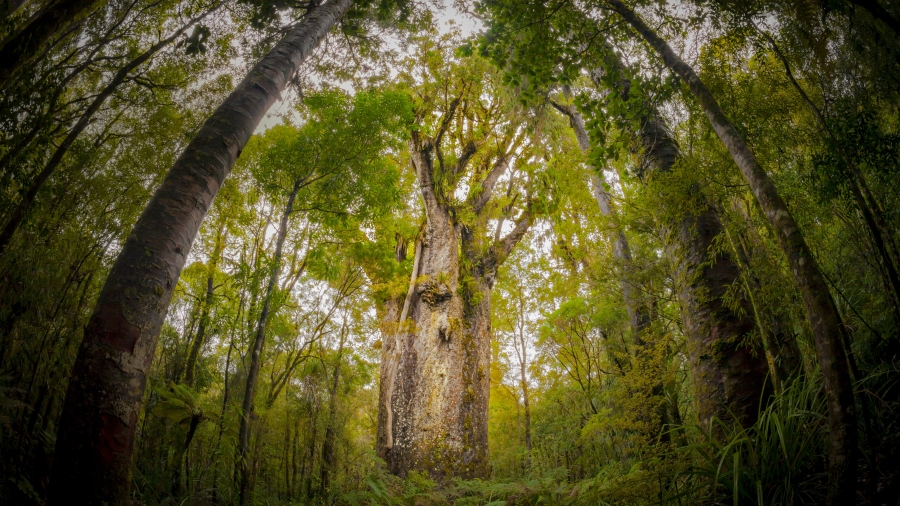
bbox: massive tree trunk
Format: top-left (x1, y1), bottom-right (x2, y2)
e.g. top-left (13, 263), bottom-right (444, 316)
top-left (380, 144), bottom-right (481, 478)
top-left (378, 124), bottom-right (531, 480)
top-left (376, 237), bottom-right (413, 458)
top-left (606, 1), bottom-right (858, 501)
top-left (580, 58), bottom-right (770, 429)
top-left (48, 2), bottom-right (351, 503)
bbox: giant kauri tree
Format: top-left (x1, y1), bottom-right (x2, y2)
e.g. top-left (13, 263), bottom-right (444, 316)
top-left (1, 0), bottom-right (899, 504)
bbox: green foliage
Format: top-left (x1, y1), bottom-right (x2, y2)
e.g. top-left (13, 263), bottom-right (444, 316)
top-left (672, 374), bottom-right (829, 505)
top-left (152, 383), bottom-right (204, 429)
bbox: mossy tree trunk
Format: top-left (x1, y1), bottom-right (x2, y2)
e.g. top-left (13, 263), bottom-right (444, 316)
top-left (605, 1), bottom-right (857, 501)
top-left (586, 44), bottom-right (770, 429)
top-left (378, 110), bottom-right (532, 480)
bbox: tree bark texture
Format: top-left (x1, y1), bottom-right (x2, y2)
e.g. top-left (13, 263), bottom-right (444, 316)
top-left (377, 128), bottom-right (531, 480)
top-left (379, 141), bottom-right (485, 479)
top-left (586, 48), bottom-right (769, 429)
top-left (606, 1), bottom-right (857, 501)
top-left (47, 2), bottom-right (351, 503)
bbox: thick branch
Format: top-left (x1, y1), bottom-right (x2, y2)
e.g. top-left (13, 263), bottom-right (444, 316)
top-left (494, 208), bottom-right (533, 267)
top-left (434, 97), bottom-right (461, 172)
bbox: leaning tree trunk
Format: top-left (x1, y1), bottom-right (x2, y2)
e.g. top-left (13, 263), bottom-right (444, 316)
top-left (585, 50), bottom-right (770, 429)
top-left (554, 101), bottom-right (676, 441)
top-left (606, 1), bottom-right (858, 502)
top-left (47, 3), bottom-right (352, 503)
top-left (551, 100), bottom-right (651, 339)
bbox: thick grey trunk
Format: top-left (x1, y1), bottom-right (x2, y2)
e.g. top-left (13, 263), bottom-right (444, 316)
top-left (606, 1), bottom-right (857, 501)
top-left (49, 2), bottom-right (351, 503)
top-left (379, 138), bottom-right (492, 480)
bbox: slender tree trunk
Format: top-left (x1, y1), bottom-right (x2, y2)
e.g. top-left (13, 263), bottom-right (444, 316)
top-left (171, 413), bottom-right (202, 499)
top-left (519, 352), bottom-right (532, 454)
top-left (607, 1), bottom-right (857, 501)
top-left (0, 13), bottom-right (208, 256)
top-left (303, 398), bottom-right (319, 498)
top-left (238, 178), bottom-right (301, 505)
top-left (730, 200), bottom-right (805, 380)
top-left (554, 101), bottom-right (674, 443)
top-left (48, 3), bottom-right (351, 503)
top-left (319, 323), bottom-right (346, 495)
top-left (211, 338), bottom-right (233, 504)
top-left (183, 226), bottom-right (227, 387)
top-left (551, 100), bottom-right (652, 339)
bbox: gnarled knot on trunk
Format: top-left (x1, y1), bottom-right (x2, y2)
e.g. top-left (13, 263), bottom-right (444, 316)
top-left (418, 279), bottom-right (453, 307)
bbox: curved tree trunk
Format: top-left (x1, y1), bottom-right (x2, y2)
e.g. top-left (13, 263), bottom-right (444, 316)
top-left (550, 99), bottom-right (651, 339)
top-left (606, 1), bottom-right (858, 502)
top-left (48, 3), bottom-right (351, 503)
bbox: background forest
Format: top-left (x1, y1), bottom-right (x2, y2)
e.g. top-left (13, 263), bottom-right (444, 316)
top-left (1, 0), bottom-right (900, 504)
